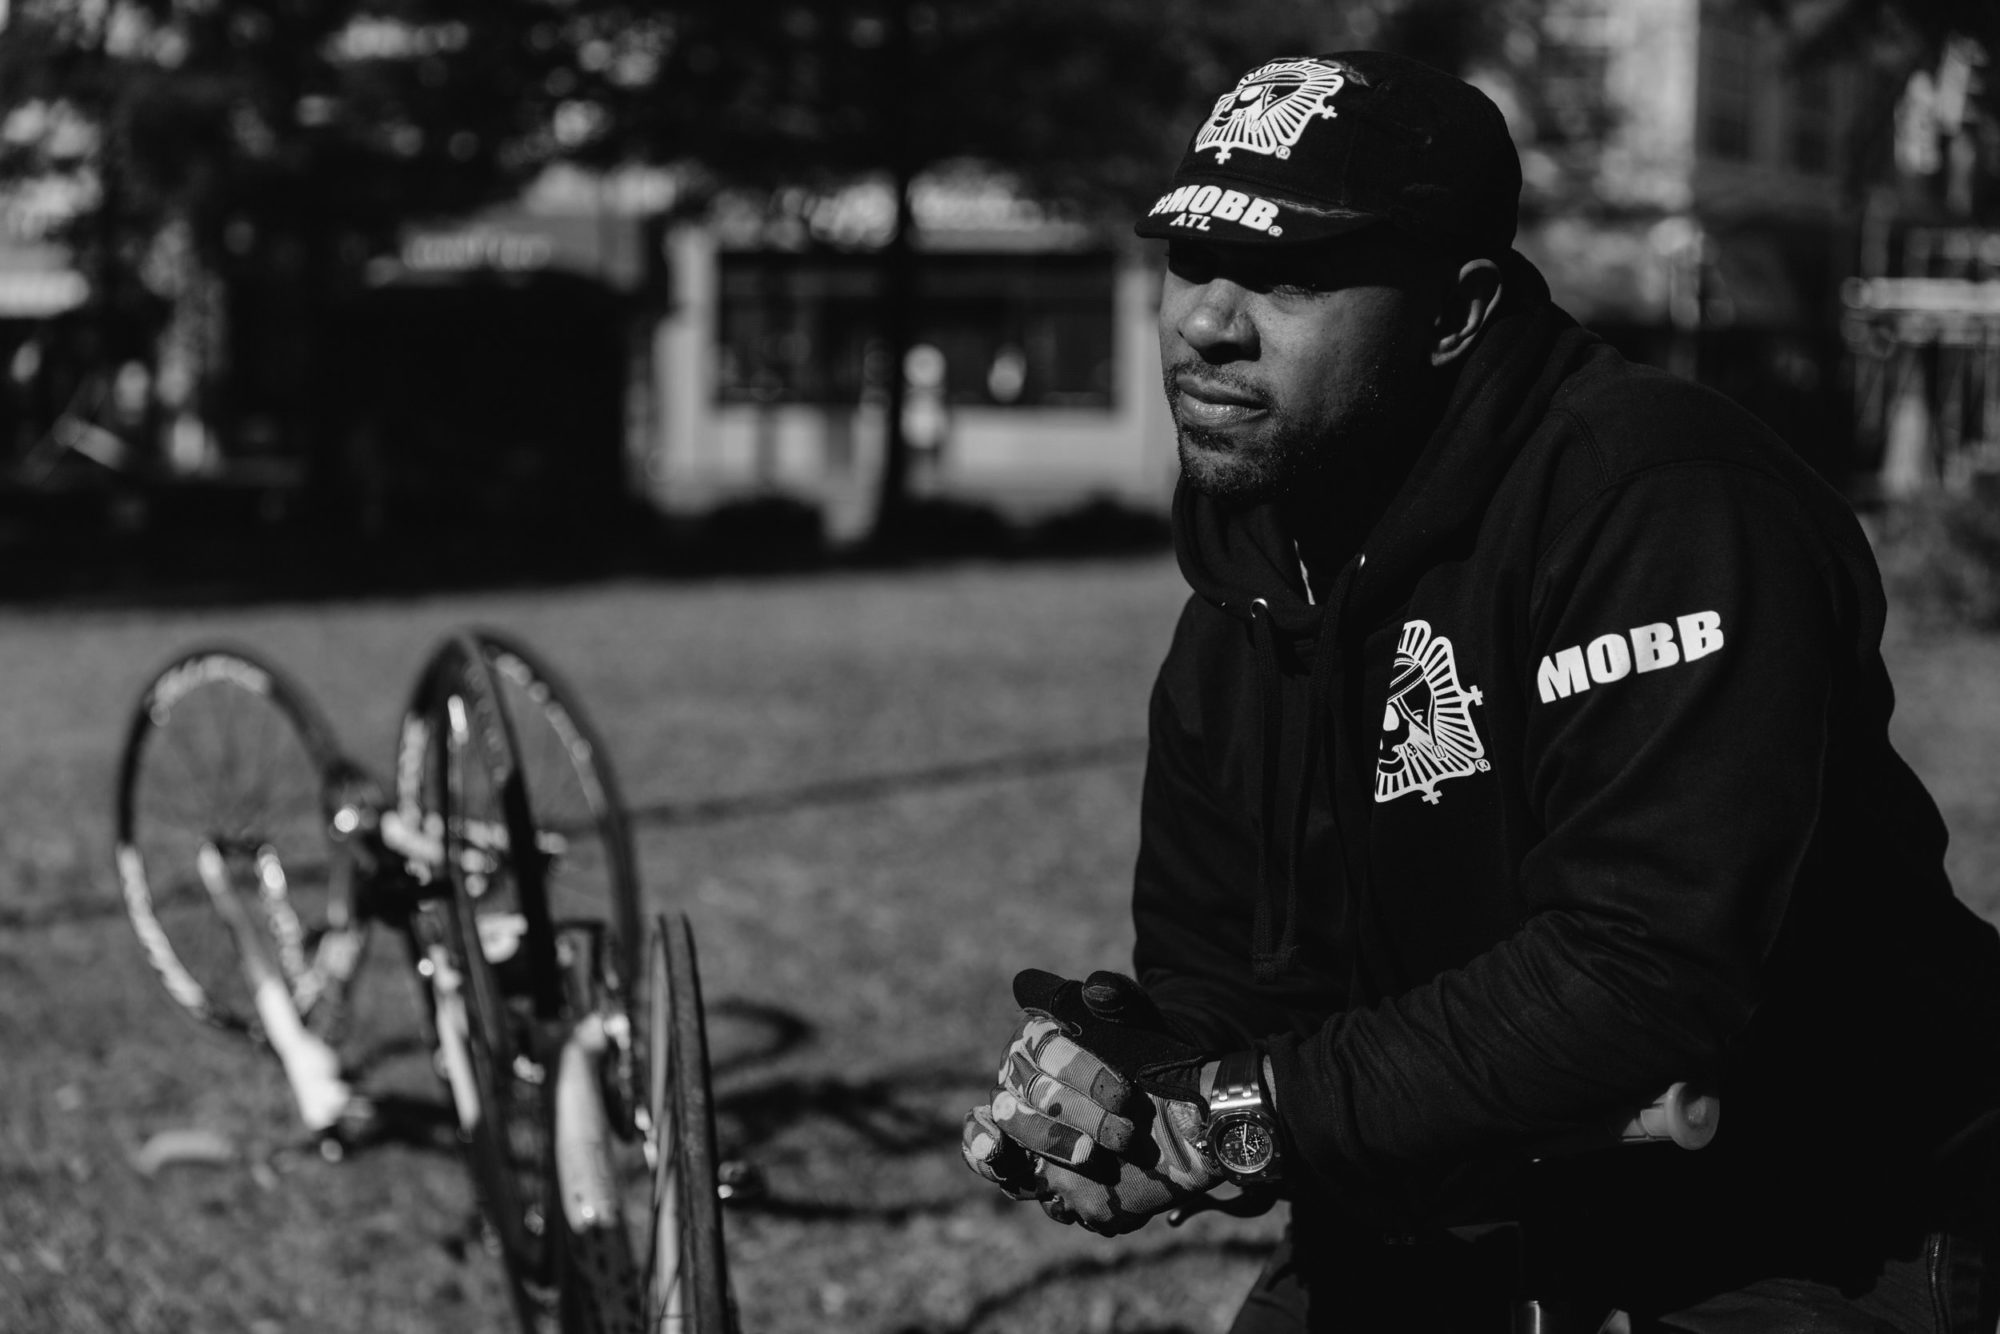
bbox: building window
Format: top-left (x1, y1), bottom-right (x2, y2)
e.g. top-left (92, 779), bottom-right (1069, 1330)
top-left (1700, 13), bottom-right (1755, 160)
top-left (716, 251), bottom-right (1116, 408)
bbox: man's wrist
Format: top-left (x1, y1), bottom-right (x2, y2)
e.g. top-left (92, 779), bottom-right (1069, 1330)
top-left (1200, 1049), bottom-right (1283, 1184)
top-left (1197, 1055), bottom-right (1278, 1104)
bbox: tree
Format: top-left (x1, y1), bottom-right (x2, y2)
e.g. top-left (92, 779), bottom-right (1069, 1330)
top-left (1752, 0), bottom-right (1999, 213)
top-left (0, 0), bottom-right (569, 479)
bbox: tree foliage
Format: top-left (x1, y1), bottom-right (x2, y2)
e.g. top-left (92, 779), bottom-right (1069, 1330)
top-left (0, 0), bottom-right (578, 324)
top-left (1762, 0), bottom-right (1996, 91)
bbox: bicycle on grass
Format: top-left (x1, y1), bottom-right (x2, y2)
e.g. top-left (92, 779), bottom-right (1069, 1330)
top-left (113, 631), bottom-right (733, 1333)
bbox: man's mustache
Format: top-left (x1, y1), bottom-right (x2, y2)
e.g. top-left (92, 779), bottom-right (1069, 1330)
top-left (1162, 361), bottom-right (1272, 410)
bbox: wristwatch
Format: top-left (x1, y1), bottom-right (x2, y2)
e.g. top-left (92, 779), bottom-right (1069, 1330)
top-left (1200, 1050), bottom-right (1282, 1184)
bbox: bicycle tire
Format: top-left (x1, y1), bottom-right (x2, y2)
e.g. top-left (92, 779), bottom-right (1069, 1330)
top-left (113, 644), bottom-right (360, 1040)
top-left (472, 628), bottom-right (644, 1123)
top-left (417, 633), bottom-right (566, 1331)
top-left (644, 912), bottom-right (731, 1334)
top-left (396, 634), bottom-right (641, 1007)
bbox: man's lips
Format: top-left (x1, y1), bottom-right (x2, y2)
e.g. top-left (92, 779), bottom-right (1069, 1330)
top-left (1173, 375), bottom-right (1268, 429)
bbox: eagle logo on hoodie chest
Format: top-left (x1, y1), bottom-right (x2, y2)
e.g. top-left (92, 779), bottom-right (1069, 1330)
top-left (1376, 619), bottom-right (1490, 805)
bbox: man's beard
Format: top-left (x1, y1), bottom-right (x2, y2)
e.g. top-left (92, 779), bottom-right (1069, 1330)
top-left (1166, 356), bottom-right (1416, 510)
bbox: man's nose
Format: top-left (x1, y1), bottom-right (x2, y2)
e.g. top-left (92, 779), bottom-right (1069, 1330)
top-left (1178, 281), bottom-right (1257, 359)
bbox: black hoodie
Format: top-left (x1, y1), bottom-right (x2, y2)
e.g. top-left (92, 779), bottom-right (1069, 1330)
top-left (1134, 254), bottom-right (2000, 1295)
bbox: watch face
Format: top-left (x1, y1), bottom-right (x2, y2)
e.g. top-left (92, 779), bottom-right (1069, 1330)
top-left (1215, 1117), bottom-right (1276, 1174)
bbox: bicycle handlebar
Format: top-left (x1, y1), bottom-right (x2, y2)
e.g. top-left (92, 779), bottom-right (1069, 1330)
top-left (1602, 1079), bottom-right (1719, 1152)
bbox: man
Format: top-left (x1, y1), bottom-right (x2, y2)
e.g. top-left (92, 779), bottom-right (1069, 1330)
top-left (962, 50), bottom-right (2000, 1332)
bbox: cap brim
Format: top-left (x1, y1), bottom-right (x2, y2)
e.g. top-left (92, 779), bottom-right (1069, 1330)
top-left (1133, 178), bottom-right (1380, 245)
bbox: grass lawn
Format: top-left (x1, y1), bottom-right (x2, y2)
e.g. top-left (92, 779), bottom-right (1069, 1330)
top-left (1, 552), bottom-right (1994, 1333)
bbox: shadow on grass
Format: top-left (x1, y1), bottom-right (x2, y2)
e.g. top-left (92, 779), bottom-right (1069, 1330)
top-left (708, 1058), bottom-right (1019, 1224)
top-left (890, 1235), bottom-right (1279, 1334)
top-left (630, 738), bottom-right (1145, 830)
top-left (346, 1091), bottom-right (461, 1155)
top-left (709, 995), bottom-right (816, 1076)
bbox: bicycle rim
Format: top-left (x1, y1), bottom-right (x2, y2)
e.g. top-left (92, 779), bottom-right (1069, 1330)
top-left (113, 645), bottom-right (352, 1039)
top-left (645, 913), bottom-right (730, 1334)
top-left (427, 634), bottom-right (564, 1330)
top-left (398, 633), bottom-right (639, 985)
top-left (474, 630), bottom-right (642, 1036)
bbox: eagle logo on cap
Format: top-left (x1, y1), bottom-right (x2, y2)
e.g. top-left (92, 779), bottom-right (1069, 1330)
top-left (1376, 620), bottom-right (1489, 805)
top-left (1195, 58), bottom-right (1350, 165)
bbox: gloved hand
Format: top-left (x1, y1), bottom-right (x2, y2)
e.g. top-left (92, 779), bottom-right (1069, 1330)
top-left (972, 968), bottom-right (1224, 1235)
top-left (960, 1102), bottom-right (1041, 1201)
top-left (1035, 1089), bottom-right (1223, 1235)
top-left (987, 968), bottom-right (1209, 1165)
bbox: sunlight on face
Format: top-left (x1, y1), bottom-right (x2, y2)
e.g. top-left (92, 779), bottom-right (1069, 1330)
top-left (1157, 233), bottom-right (1441, 507)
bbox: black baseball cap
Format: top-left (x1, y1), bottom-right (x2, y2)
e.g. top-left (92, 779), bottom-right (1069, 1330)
top-left (1134, 51), bottom-right (1521, 253)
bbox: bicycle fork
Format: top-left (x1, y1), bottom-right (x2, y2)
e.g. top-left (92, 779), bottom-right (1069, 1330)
top-left (550, 924), bottom-right (650, 1333)
top-left (422, 915), bottom-right (631, 1225)
top-left (195, 842), bottom-right (353, 1135)
top-left (421, 939), bottom-right (485, 1136)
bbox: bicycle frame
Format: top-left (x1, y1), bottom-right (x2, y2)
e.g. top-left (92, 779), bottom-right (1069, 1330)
top-left (207, 759), bottom-right (648, 1302)
top-left (168, 790), bottom-right (471, 1148)
top-left (192, 841), bottom-right (353, 1135)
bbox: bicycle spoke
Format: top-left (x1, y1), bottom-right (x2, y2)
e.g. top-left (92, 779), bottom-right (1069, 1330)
top-left (115, 646), bottom-right (355, 1045)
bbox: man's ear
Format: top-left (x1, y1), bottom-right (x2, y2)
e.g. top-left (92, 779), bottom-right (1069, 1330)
top-left (1431, 258), bottom-right (1503, 368)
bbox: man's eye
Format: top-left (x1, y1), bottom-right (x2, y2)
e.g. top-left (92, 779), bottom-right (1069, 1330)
top-left (1267, 277), bottom-right (1343, 298)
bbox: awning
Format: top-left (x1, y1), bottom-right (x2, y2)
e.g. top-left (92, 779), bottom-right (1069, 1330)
top-left (380, 165), bottom-right (661, 292)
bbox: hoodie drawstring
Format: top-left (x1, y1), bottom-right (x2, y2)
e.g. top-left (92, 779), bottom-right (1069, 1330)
top-left (1250, 561), bottom-right (1360, 986)
top-left (1246, 598), bottom-right (1292, 982)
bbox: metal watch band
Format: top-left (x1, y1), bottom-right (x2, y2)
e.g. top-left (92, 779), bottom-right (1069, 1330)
top-left (1203, 1049), bottom-right (1281, 1183)
top-left (1208, 1050), bottom-right (1265, 1112)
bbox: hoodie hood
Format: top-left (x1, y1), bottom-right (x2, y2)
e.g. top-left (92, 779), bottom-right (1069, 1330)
top-left (1175, 250), bottom-right (1586, 629)
top-left (1168, 250), bottom-right (1594, 983)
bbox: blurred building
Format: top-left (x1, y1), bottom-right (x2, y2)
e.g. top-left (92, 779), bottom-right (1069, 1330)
top-left (1837, 39), bottom-right (2000, 498)
top-left (310, 163), bottom-right (1175, 552)
top-left (649, 175), bottom-right (1173, 542)
top-left (1495, 0), bottom-right (1874, 483)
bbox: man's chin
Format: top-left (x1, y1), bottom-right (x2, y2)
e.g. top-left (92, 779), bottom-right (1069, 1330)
top-left (1177, 434), bottom-right (1291, 508)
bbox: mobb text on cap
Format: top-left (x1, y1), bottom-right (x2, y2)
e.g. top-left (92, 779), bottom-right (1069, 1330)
top-left (1135, 51), bottom-right (1522, 253)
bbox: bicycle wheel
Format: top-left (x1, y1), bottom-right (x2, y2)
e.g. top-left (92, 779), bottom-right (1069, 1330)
top-left (475, 631), bottom-right (642, 1051)
top-left (643, 913), bottom-right (731, 1334)
top-left (114, 645), bottom-right (356, 1039)
top-left (399, 635), bottom-right (639, 988)
top-left (418, 633), bottom-right (566, 1331)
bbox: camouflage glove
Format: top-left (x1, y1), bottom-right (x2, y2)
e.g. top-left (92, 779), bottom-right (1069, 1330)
top-left (988, 969), bottom-right (1209, 1166)
top-left (979, 969), bottom-right (1223, 1234)
top-left (960, 1102), bottom-right (1040, 1201)
top-left (962, 985), bottom-right (1137, 1203)
top-left (1035, 1089), bottom-right (1223, 1235)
